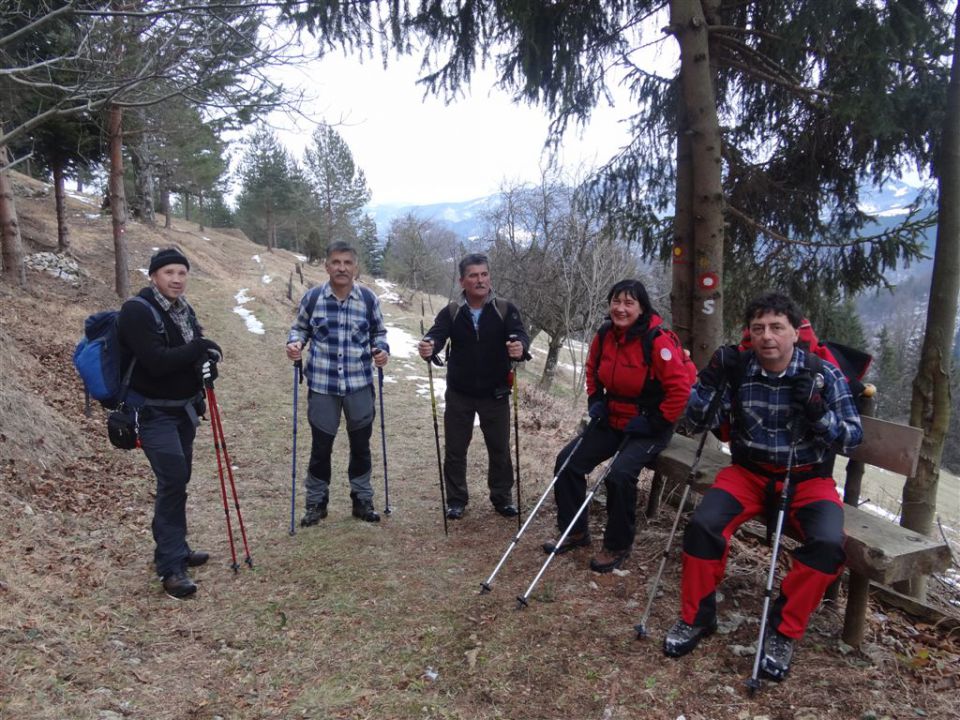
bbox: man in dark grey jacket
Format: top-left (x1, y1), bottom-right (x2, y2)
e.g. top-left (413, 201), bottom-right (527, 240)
top-left (418, 254), bottom-right (530, 520)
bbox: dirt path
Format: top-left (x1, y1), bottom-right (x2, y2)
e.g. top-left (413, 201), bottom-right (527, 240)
top-left (1, 199), bottom-right (958, 719)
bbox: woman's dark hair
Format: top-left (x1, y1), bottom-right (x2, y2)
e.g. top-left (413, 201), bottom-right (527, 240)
top-left (607, 279), bottom-right (654, 316)
top-left (743, 292), bottom-right (802, 329)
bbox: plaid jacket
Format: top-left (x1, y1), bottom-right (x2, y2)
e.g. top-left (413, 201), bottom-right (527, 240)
top-left (686, 347), bottom-right (862, 469)
top-left (287, 282), bottom-right (389, 396)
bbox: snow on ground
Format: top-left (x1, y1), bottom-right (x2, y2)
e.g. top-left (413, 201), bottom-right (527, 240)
top-left (84, 213), bottom-right (100, 219)
top-left (233, 288), bottom-right (265, 335)
top-left (138, 268), bottom-right (148, 276)
top-left (151, 246), bottom-right (159, 251)
top-left (262, 275), bottom-right (272, 284)
top-left (293, 253), bottom-right (307, 262)
top-left (374, 278), bottom-right (402, 304)
top-left (385, 324), bottom-right (418, 359)
top-left (67, 191), bottom-right (97, 206)
top-left (201, 236), bottom-right (211, 242)
top-left (252, 254), bottom-right (261, 263)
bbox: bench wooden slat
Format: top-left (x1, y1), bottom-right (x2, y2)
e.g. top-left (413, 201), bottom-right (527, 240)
top-left (841, 504), bottom-right (952, 585)
top-left (847, 415), bottom-right (923, 476)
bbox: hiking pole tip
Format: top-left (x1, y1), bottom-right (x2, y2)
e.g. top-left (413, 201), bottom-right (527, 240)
top-left (744, 676), bottom-right (762, 695)
top-left (479, 581), bottom-right (492, 595)
top-left (515, 595), bottom-right (529, 610)
top-left (634, 623), bottom-right (648, 639)
top-left (245, 555), bottom-right (254, 569)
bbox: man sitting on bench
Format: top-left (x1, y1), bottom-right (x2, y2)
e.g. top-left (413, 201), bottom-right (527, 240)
top-left (663, 292), bottom-right (863, 681)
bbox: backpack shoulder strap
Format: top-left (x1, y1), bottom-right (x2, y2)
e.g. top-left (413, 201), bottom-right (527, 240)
top-left (303, 285), bottom-right (324, 319)
top-left (131, 295), bottom-right (165, 338)
top-left (446, 300), bottom-right (459, 323)
top-left (494, 298), bottom-right (509, 322)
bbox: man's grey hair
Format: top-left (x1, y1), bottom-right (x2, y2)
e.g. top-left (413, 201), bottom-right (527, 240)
top-left (458, 253), bottom-right (489, 278)
top-left (326, 240), bottom-right (358, 260)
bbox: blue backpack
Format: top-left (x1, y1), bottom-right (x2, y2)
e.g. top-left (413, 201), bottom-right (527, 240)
top-left (73, 296), bottom-right (163, 410)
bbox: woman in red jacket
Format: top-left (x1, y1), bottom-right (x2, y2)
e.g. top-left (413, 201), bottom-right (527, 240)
top-left (543, 279), bottom-right (695, 572)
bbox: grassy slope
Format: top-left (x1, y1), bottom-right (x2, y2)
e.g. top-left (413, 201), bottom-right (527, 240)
top-left (1, 178), bottom-right (958, 719)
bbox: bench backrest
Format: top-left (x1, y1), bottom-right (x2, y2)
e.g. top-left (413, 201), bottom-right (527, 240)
top-left (846, 414), bottom-right (923, 476)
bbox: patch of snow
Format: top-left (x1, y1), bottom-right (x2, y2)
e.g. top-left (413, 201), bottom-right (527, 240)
top-left (233, 306), bottom-right (264, 335)
top-left (385, 325), bottom-right (419, 359)
top-left (201, 236), bottom-right (211, 242)
top-left (138, 268), bottom-right (149, 276)
top-left (66, 191), bottom-right (97, 206)
top-left (251, 254), bottom-right (261, 263)
top-left (375, 278), bottom-right (396, 290)
top-left (379, 291), bottom-right (403, 304)
top-left (293, 253), bottom-right (307, 262)
top-left (151, 246), bottom-right (159, 251)
top-left (382, 376), bottom-right (398, 384)
top-left (235, 288), bottom-right (252, 305)
top-left (84, 213), bottom-right (100, 219)
top-left (262, 275), bottom-right (272, 284)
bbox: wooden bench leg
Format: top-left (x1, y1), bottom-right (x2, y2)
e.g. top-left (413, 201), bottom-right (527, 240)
top-left (646, 471), bottom-right (664, 519)
top-left (842, 572), bottom-right (870, 647)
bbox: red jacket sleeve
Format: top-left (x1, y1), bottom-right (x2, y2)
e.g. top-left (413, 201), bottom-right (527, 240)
top-left (650, 332), bottom-right (695, 423)
top-left (585, 333), bottom-right (603, 397)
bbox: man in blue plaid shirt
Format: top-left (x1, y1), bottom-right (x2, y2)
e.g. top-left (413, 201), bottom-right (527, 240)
top-left (664, 292), bottom-right (862, 682)
top-left (286, 241), bottom-right (390, 525)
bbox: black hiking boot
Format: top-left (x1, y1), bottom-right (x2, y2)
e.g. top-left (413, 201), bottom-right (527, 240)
top-left (542, 532), bottom-right (591, 555)
top-left (760, 630), bottom-right (794, 681)
top-left (351, 496), bottom-right (381, 523)
top-left (446, 504), bottom-right (465, 520)
top-left (493, 503), bottom-right (519, 518)
top-left (663, 619), bottom-right (717, 657)
top-left (186, 550), bottom-right (209, 567)
top-left (300, 503), bottom-right (327, 527)
top-left (162, 571), bottom-right (197, 599)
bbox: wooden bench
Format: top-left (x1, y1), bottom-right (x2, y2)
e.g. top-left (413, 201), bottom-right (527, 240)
top-left (645, 411), bottom-right (952, 647)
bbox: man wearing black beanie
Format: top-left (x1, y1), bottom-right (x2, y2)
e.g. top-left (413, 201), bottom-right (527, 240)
top-left (118, 247), bottom-right (222, 599)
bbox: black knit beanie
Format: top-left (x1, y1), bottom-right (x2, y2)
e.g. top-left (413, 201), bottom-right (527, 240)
top-left (148, 248), bottom-right (190, 274)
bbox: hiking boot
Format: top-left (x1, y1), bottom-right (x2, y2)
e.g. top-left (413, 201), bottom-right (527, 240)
top-left (300, 503), bottom-right (328, 527)
top-left (663, 619), bottom-right (717, 657)
top-left (760, 630), bottom-right (794, 681)
top-left (352, 498), bottom-right (381, 523)
top-left (589, 546), bottom-right (631, 573)
top-left (446, 504), bottom-right (465, 520)
top-left (494, 503), bottom-right (519, 518)
top-left (186, 550), bottom-right (209, 568)
top-left (542, 532), bottom-right (591, 555)
top-left (162, 572), bottom-right (197, 599)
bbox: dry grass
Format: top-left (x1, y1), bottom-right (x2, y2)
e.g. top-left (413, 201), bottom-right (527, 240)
top-left (1, 175), bottom-right (958, 719)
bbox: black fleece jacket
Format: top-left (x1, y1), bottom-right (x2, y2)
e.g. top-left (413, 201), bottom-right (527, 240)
top-left (423, 293), bottom-right (530, 398)
top-left (117, 287), bottom-right (208, 401)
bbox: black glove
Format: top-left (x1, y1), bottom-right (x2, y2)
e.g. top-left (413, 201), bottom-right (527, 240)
top-left (792, 371), bottom-right (828, 423)
top-left (196, 337), bottom-right (223, 362)
top-left (624, 415), bottom-right (652, 437)
top-left (587, 393), bottom-right (607, 420)
top-left (196, 357), bottom-right (218, 384)
top-left (699, 345), bottom-right (739, 390)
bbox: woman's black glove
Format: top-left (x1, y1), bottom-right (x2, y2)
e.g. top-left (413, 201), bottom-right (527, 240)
top-left (587, 392), bottom-right (607, 420)
top-left (195, 337), bottom-right (223, 362)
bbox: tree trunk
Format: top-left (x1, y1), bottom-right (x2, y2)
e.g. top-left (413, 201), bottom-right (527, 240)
top-left (897, 6), bottom-right (960, 599)
top-left (198, 189), bottom-right (204, 232)
top-left (159, 177), bottom-right (172, 228)
top-left (0, 146), bottom-right (26, 287)
top-left (266, 206), bottom-right (275, 251)
top-left (671, 84), bottom-right (695, 350)
top-left (183, 192), bottom-right (191, 221)
top-left (108, 104), bottom-right (130, 299)
top-left (129, 137), bottom-right (156, 225)
top-left (671, 0), bottom-right (725, 366)
top-left (539, 332), bottom-right (565, 392)
top-left (53, 159), bottom-right (70, 251)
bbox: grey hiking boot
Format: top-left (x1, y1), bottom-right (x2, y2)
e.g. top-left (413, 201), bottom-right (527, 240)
top-left (300, 503), bottom-right (327, 527)
top-left (760, 630), bottom-right (794, 681)
top-left (663, 619), bottom-right (717, 658)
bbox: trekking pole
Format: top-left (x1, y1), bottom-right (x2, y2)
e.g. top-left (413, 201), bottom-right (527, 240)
top-left (635, 380), bottom-right (728, 639)
top-left (511, 355), bottom-right (522, 531)
top-left (204, 379), bottom-right (239, 571)
top-left (205, 376), bottom-right (253, 570)
top-left (516, 439), bottom-right (629, 610)
top-left (745, 422), bottom-right (805, 694)
top-left (480, 417), bottom-right (599, 594)
top-left (421, 320), bottom-right (448, 536)
top-left (377, 361), bottom-right (391, 515)
top-left (289, 361), bottom-right (301, 536)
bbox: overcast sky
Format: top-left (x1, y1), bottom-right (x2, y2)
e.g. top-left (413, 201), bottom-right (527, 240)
top-left (265, 50), bottom-right (644, 207)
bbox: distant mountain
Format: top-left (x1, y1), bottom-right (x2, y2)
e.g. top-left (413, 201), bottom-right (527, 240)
top-left (367, 195), bottom-right (498, 242)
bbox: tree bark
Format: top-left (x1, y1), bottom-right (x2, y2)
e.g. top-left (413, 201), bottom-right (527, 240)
top-left (671, 0), bottom-right (725, 366)
top-left (898, 6), bottom-right (960, 599)
top-left (129, 137), bottom-right (155, 225)
top-left (0, 146), bottom-right (27, 287)
top-left (539, 332), bottom-right (565, 392)
top-left (53, 159), bottom-right (70, 251)
top-left (108, 104), bottom-right (130, 299)
top-left (198, 189), bottom-right (204, 232)
top-left (671, 82), bottom-right (694, 350)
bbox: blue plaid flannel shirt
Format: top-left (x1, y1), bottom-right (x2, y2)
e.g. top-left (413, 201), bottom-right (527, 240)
top-left (686, 347), bottom-right (862, 468)
top-left (287, 283), bottom-right (389, 396)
